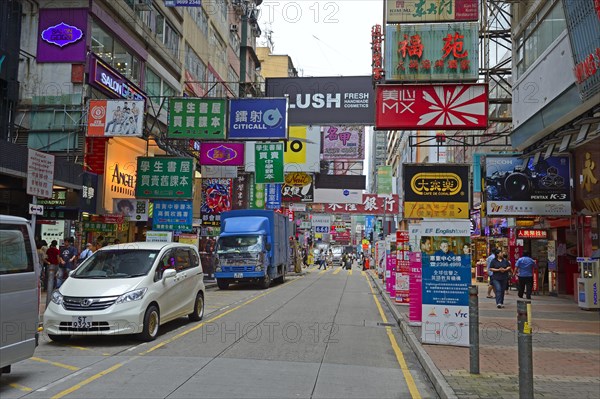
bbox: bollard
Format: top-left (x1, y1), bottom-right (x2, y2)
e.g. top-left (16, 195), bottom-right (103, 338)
top-left (469, 285), bottom-right (479, 374)
top-left (517, 300), bottom-right (534, 398)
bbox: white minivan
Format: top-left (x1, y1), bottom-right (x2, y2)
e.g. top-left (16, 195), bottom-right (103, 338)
top-left (0, 215), bottom-right (40, 374)
top-left (44, 242), bottom-right (205, 342)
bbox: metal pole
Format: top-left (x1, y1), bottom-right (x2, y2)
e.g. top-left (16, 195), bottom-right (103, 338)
top-left (517, 300), bottom-right (534, 398)
top-left (469, 285), bottom-right (479, 374)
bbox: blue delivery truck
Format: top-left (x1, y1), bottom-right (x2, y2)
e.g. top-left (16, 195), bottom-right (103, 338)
top-left (214, 210), bottom-right (290, 289)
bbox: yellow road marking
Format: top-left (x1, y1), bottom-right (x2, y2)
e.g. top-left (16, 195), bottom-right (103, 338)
top-left (348, 269), bottom-right (353, 276)
top-left (365, 275), bottom-right (421, 399)
top-left (31, 357), bottom-right (79, 371)
top-left (361, 271), bottom-right (366, 277)
top-left (9, 383), bottom-right (32, 392)
top-left (319, 269), bottom-right (328, 274)
top-left (333, 267), bottom-right (342, 275)
top-left (50, 363), bottom-right (122, 399)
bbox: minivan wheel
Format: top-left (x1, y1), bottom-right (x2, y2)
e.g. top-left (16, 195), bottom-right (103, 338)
top-left (188, 292), bottom-right (204, 321)
top-left (139, 305), bottom-right (160, 341)
top-left (48, 334), bottom-right (71, 342)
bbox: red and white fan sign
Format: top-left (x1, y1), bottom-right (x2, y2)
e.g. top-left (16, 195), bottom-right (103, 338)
top-left (376, 83), bottom-right (488, 130)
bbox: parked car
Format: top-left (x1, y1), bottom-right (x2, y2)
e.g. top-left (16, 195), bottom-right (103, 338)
top-left (43, 242), bottom-right (205, 342)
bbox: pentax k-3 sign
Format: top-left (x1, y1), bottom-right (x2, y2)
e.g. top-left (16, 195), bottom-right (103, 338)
top-left (375, 83), bottom-right (488, 130)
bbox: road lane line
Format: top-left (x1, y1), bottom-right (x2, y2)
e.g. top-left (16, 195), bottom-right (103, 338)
top-left (348, 269), bottom-right (353, 276)
top-left (50, 363), bottom-right (123, 399)
top-left (9, 383), bottom-right (32, 392)
top-left (333, 267), bottom-right (342, 275)
top-left (30, 357), bottom-right (79, 371)
top-left (365, 275), bottom-right (422, 399)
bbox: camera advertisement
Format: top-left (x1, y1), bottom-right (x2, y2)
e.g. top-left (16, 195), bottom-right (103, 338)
top-left (485, 156), bottom-right (571, 216)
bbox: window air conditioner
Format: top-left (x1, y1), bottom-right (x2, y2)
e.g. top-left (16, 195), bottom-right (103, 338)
top-left (135, 0), bottom-right (152, 11)
top-left (230, 24), bottom-right (238, 32)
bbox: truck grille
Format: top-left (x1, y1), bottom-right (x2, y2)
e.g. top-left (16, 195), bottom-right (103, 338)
top-left (224, 266), bottom-right (255, 272)
top-left (62, 296), bottom-right (118, 311)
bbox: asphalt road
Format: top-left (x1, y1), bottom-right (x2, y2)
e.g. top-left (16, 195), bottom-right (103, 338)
top-left (1, 265), bottom-right (438, 399)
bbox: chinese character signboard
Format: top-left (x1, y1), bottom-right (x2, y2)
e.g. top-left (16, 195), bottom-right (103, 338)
top-left (200, 178), bottom-right (232, 226)
top-left (403, 164), bottom-right (470, 218)
top-left (322, 125), bottom-right (365, 160)
top-left (37, 8), bottom-right (87, 63)
top-left (516, 229), bottom-right (548, 239)
top-left (232, 174), bottom-right (249, 209)
top-left (282, 172), bottom-right (314, 202)
top-left (386, 0), bottom-right (478, 23)
top-left (27, 149), bottom-right (55, 199)
top-left (312, 194), bottom-right (400, 215)
top-left (87, 100), bottom-right (144, 137)
top-left (376, 83), bottom-right (488, 130)
top-left (254, 143), bottom-right (284, 184)
top-left (135, 157), bottom-right (194, 199)
top-left (152, 200), bottom-right (193, 231)
top-left (418, 220), bottom-right (471, 347)
top-left (167, 98), bottom-right (226, 139)
top-left (265, 183), bottom-right (282, 209)
top-left (486, 156), bottom-right (572, 216)
top-left (199, 142), bottom-right (244, 165)
top-left (385, 22), bottom-right (479, 82)
top-left (80, 172), bottom-right (98, 214)
top-left (248, 175), bottom-right (265, 209)
top-left (228, 98), bottom-right (288, 140)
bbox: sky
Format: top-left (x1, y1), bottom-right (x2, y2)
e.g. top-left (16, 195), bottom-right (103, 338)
top-left (257, 0), bottom-right (384, 77)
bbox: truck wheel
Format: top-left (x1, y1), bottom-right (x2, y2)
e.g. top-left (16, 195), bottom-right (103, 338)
top-left (261, 273), bottom-right (271, 289)
top-left (217, 279), bottom-right (229, 290)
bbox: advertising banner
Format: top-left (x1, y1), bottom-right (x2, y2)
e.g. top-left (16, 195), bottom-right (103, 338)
top-left (313, 194), bottom-right (400, 215)
top-left (265, 76), bottom-right (375, 125)
top-left (254, 143), bottom-right (284, 184)
top-left (87, 100), bottom-right (144, 137)
top-left (37, 8), bottom-right (87, 63)
top-left (228, 98), bottom-right (288, 140)
top-left (385, 22), bottom-right (479, 82)
top-left (312, 214), bottom-right (331, 234)
top-left (200, 165), bottom-right (238, 178)
top-left (378, 165), bottom-right (393, 195)
top-left (232, 174), bottom-right (250, 210)
top-left (386, 235), bottom-right (397, 299)
top-left (409, 251), bottom-right (423, 325)
top-left (265, 183), bottom-right (282, 209)
top-left (146, 231), bottom-right (173, 242)
top-left (282, 172), bottom-right (314, 202)
top-left (573, 141), bottom-right (600, 215)
top-left (112, 198), bottom-right (149, 222)
top-left (376, 83), bottom-right (488, 130)
top-left (167, 98), bottom-right (226, 139)
top-left (200, 178), bottom-right (233, 227)
top-left (485, 156), bottom-right (572, 216)
top-left (248, 175), bottom-right (265, 209)
top-left (403, 164), bottom-right (470, 218)
top-left (27, 149), bottom-right (55, 199)
top-left (103, 139), bottom-right (139, 212)
top-left (322, 125), bottom-right (365, 160)
top-left (395, 231), bottom-right (410, 304)
top-left (89, 55), bottom-right (147, 102)
top-left (244, 126), bottom-right (321, 173)
top-left (419, 220), bottom-right (471, 346)
top-left (313, 188), bottom-right (362, 204)
top-left (199, 142), bottom-right (244, 166)
top-left (80, 172), bottom-right (98, 214)
top-left (386, 0), bottom-right (479, 23)
top-left (152, 200), bottom-right (193, 231)
top-left (135, 157), bottom-right (195, 199)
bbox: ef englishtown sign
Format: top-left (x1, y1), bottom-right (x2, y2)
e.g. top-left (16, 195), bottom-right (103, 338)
top-left (41, 22), bottom-right (83, 47)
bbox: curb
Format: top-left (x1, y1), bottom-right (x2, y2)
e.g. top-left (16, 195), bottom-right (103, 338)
top-left (368, 273), bottom-right (458, 399)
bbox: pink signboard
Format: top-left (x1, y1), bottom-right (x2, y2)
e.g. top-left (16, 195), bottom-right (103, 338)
top-left (409, 251), bottom-right (422, 324)
top-left (376, 83), bottom-right (488, 130)
top-left (199, 142), bottom-right (245, 166)
top-left (322, 125), bottom-right (365, 160)
top-left (395, 231), bottom-right (410, 304)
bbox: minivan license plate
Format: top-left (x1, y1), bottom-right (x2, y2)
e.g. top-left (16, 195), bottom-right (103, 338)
top-left (72, 316), bottom-right (92, 329)
top-left (234, 272), bottom-right (243, 278)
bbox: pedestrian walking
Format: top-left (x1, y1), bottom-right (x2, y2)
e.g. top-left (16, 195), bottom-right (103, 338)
top-left (515, 250), bottom-right (535, 299)
top-left (317, 249), bottom-right (326, 270)
top-left (56, 237), bottom-right (78, 289)
top-left (489, 250), bottom-right (511, 308)
top-left (486, 248), bottom-right (499, 298)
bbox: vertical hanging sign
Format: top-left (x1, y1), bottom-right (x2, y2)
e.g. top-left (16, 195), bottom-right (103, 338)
top-left (254, 143), bottom-right (284, 184)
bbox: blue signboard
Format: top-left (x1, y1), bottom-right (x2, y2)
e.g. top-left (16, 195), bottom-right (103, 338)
top-left (164, 0), bottom-right (202, 6)
top-left (365, 215), bottom-right (375, 236)
top-left (228, 98), bottom-right (288, 140)
top-left (152, 200), bottom-right (193, 231)
top-left (265, 183), bottom-right (282, 209)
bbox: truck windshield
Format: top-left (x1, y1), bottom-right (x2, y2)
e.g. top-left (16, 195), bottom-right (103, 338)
top-left (217, 236), bottom-right (263, 253)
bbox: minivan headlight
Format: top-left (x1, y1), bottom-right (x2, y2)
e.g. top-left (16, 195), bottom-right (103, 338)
top-left (51, 291), bottom-right (63, 305)
top-left (115, 288), bottom-right (147, 304)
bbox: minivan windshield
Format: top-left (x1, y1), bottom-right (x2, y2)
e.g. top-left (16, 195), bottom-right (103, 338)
top-left (216, 235), bottom-right (263, 253)
top-left (72, 250), bottom-right (158, 279)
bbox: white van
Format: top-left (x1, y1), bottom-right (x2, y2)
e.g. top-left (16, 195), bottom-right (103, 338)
top-left (0, 215), bottom-right (40, 374)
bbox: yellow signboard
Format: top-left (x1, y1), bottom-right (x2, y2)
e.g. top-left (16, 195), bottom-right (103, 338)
top-left (404, 202), bottom-right (469, 219)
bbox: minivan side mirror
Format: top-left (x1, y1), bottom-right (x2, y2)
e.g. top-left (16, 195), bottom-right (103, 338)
top-left (265, 243), bottom-right (271, 251)
top-left (162, 269), bottom-right (177, 280)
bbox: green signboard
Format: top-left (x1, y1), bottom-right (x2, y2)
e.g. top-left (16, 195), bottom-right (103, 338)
top-left (377, 165), bottom-right (393, 195)
top-left (249, 175), bottom-right (265, 209)
top-left (135, 157), bottom-right (195, 199)
top-left (167, 98), bottom-right (226, 139)
top-left (83, 222), bottom-right (116, 233)
top-left (385, 22), bottom-right (479, 82)
top-left (254, 143), bottom-right (284, 184)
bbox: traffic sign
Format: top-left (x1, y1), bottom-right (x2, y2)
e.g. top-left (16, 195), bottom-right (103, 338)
top-left (29, 204), bottom-right (44, 215)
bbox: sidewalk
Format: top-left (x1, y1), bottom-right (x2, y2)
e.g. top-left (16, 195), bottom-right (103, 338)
top-left (369, 271), bottom-right (600, 399)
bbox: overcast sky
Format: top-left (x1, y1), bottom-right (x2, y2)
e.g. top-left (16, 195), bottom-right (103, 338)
top-left (257, 0), bottom-right (383, 77)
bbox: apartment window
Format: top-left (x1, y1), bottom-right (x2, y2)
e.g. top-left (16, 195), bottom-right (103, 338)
top-left (209, 31), bottom-right (227, 67)
top-left (189, 7), bottom-right (208, 36)
top-left (185, 43), bottom-right (207, 83)
top-left (228, 66), bottom-right (239, 97)
top-left (145, 67), bottom-right (179, 98)
top-left (91, 21), bottom-right (142, 84)
top-left (229, 31), bottom-right (240, 54)
top-left (515, 1), bottom-right (566, 78)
